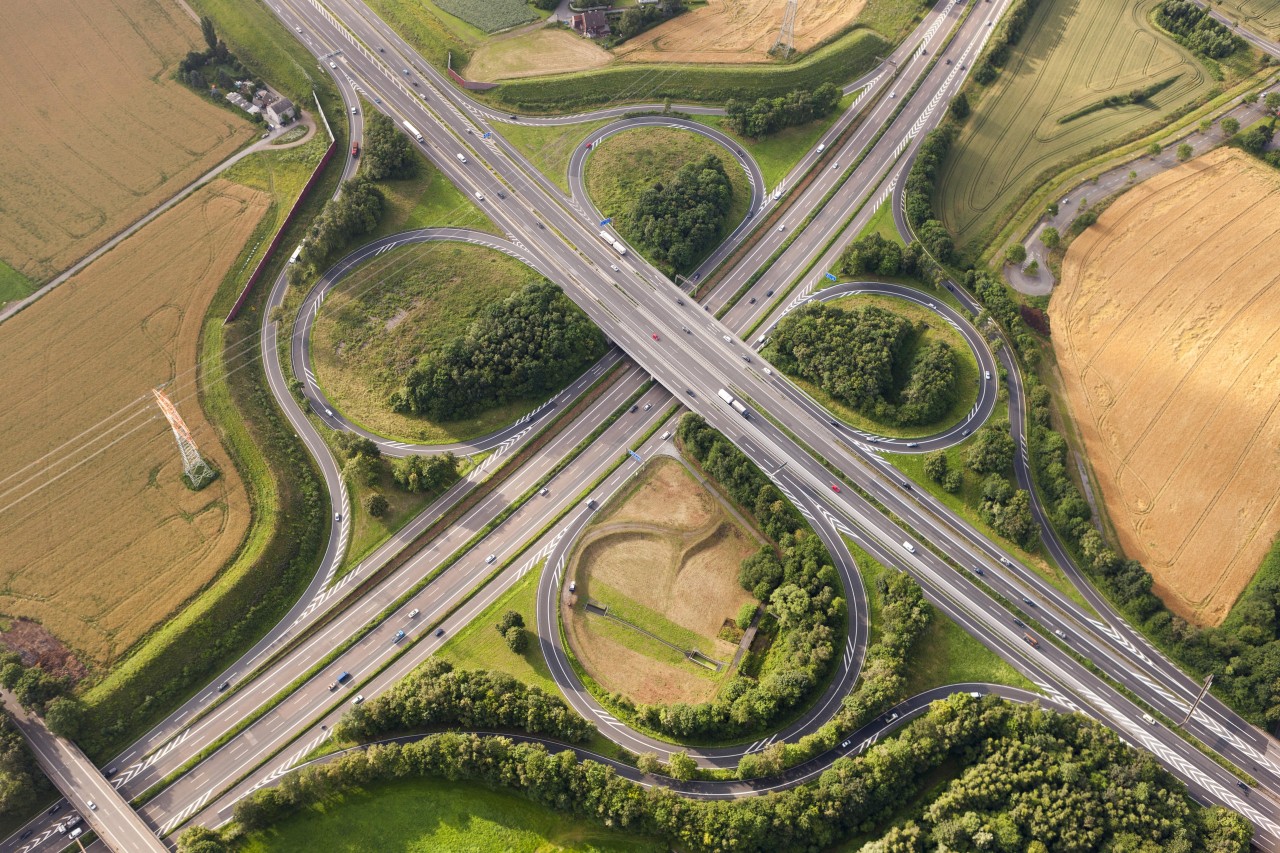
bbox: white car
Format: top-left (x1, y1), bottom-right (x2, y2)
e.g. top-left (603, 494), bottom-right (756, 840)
top-left (485, 554), bottom-right (496, 564)
top-left (610, 264), bottom-right (620, 272)
top-left (329, 61), bottom-right (337, 69)
top-left (408, 608), bottom-right (420, 618)
top-left (569, 581), bottom-right (577, 593)
top-left (86, 802), bottom-right (97, 812)
top-left (352, 694), bottom-right (365, 705)
top-left (351, 106), bottom-right (358, 114)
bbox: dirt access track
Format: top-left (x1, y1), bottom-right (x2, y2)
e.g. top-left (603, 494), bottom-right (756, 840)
top-left (615, 0), bottom-right (867, 64)
top-left (0, 179), bottom-right (266, 667)
top-left (1053, 148), bottom-right (1280, 626)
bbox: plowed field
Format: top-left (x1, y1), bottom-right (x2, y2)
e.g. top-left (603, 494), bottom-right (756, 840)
top-left (0, 0), bottom-right (253, 282)
top-left (616, 0), bottom-right (866, 64)
top-left (1052, 149), bottom-right (1280, 626)
top-left (0, 180), bottom-right (267, 665)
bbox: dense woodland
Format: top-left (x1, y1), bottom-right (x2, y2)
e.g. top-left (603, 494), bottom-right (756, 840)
top-left (725, 82), bottom-right (842, 138)
top-left (391, 280), bottom-right (605, 420)
top-left (628, 154), bottom-right (734, 271)
top-left (204, 696), bottom-right (1248, 853)
top-left (359, 113), bottom-right (418, 182)
top-left (0, 704), bottom-right (52, 819)
top-left (769, 303), bottom-right (959, 426)
top-left (842, 232), bottom-right (924, 278)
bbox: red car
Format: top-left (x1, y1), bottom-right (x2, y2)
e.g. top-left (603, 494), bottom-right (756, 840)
top-left (651, 333), bottom-right (660, 340)
top-left (351, 142), bottom-right (360, 156)
top-left (830, 484), bottom-right (841, 493)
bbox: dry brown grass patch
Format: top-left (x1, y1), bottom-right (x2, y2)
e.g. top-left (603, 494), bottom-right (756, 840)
top-left (465, 27), bottom-right (612, 80)
top-left (0, 0), bottom-right (255, 282)
top-left (1052, 148), bottom-right (1280, 626)
top-left (0, 179), bottom-right (267, 666)
top-left (616, 0), bottom-right (866, 64)
top-left (565, 457), bottom-right (757, 703)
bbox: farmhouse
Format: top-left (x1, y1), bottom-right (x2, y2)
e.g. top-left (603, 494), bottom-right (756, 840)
top-left (266, 98), bottom-right (295, 126)
top-left (572, 10), bottom-right (611, 38)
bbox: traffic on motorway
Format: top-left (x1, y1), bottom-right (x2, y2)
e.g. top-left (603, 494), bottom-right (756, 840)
top-left (9, 0), bottom-right (1280, 849)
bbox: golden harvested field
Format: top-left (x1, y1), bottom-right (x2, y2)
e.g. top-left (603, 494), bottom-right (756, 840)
top-left (1053, 149), bottom-right (1280, 626)
top-left (616, 0), bottom-right (866, 64)
top-left (0, 0), bottom-right (254, 283)
top-left (566, 457), bottom-right (758, 704)
top-left (466, 27), bottom-right (612, 80)
top-left (0, 179), bottom-right (267, 665)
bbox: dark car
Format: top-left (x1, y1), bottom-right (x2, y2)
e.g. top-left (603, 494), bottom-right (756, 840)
top-left (218, 680), bottom-right (230, 692)
top-left (20, 830), bottom-right (32, 840)
top-left (1013, 618), bottom-right (1025, 628)
top-left (435, 628), bottom-right (445, 638)
top-left (629, 405), bottom-right (638, 413)
top-left (50, 804), bottom-right (62, 816)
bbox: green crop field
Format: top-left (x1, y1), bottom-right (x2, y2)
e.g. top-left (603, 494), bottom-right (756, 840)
top-left (1216, 0), bottom-right (1280, 40)
top-left (768, 291), bottom-right (980, 438)
top-left (239, 777), bottom-right (664, 852)
top-left (311, 243), bottom-right (552, 443)
top-left (584, 127), bottom-right (751, 272)
top-left (433, 0), bottom-right (535, 34)
top-left (935, 0), bottom-right (1217, 253)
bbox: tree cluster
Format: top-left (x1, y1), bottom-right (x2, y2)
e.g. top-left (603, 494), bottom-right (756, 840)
top-left (0, 702), bottom-right (52, 819)
top-left (0, 651), bottom-right (83, 740)
top-left (176, 18), bottom-right (255, 98)
top-left (496, 610), bottom-right (528, 653)
top-left (610, 0), bottom-right (686, 44)
top-left (770, 303), bottom-right (958, 426)
top-left (724, 83), bottom-right (842, 138)
top-left (965, 270), bottom-right (1041, 365)
top-left (296, 176), bottom-right (386, 271)
top-left (903, 126), bottom-right (957, 262)
top-left (1156, 0), bottom-right (1245, 59)
top-left (628, 154), bottom-right (733, 271)
top-left (391, 281), bottom-right (605, 420)
top-left (227, 696), bottom-right (1248, 853)
top-left (979, 473), bottom-right (1037, 548)
top-left (391, 453), bottom-right (459, 494)
top-left (361, 112), bottom-right (418, 181)
top-left (332, 659), bottom-right (592, 744)
top-left (629, 414), bottom-right (843, 741)
top-left (841, 233), bottom-right (924, 278)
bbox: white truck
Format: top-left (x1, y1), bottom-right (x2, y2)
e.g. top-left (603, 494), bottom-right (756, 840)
top-left (717, 389), bottom-right (750, 418)
top-left (402, 120), bottom-right (425, 142)
top-left (598, 230), bottom-right (628, 256)
top-left (288, 244), bottom-right (304, 265)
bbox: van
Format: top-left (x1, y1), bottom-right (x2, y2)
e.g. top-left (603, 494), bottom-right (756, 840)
top-left (337, 671), bottom-right (352, 685)
top-left (902, 541), bottom-right (916, 553)
top-left (456, 153), bottom-right (468, 164)
top-left (1142, 713), bottom-right (1156, 725)
top-left (474, 191), bottom-right (485, 201)
top-left (816, 143), bottom-right (825, 153)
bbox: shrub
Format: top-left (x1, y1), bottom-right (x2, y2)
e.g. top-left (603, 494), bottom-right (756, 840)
top-left (362, 493), bottom-right (388, 518)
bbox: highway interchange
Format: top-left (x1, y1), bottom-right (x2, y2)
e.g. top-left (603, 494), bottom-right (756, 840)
top-left (9, 0), bottom-right (1280, 849)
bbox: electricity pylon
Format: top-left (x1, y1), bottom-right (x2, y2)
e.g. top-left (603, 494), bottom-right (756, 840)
top-left (771, 0), bottom-right (798, 58)
top-left (153, 389), bottom-right (215, 489)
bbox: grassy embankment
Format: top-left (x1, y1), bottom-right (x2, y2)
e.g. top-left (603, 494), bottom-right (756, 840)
top-left (500, 118), bottom-right (613, 195)
top-left (238, 776), bottom-right (664, 852)
top-left (0, 260), bottom-right (34, 304)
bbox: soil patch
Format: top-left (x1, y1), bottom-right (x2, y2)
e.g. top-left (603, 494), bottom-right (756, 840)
top-left (1052, 148), bottom-right (1280, 626)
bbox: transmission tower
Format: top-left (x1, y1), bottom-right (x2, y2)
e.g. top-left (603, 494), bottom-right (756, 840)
top-left (152, 389), bottom-right (215, 489)
top-left (771, 0), bottom-right (798, 58)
